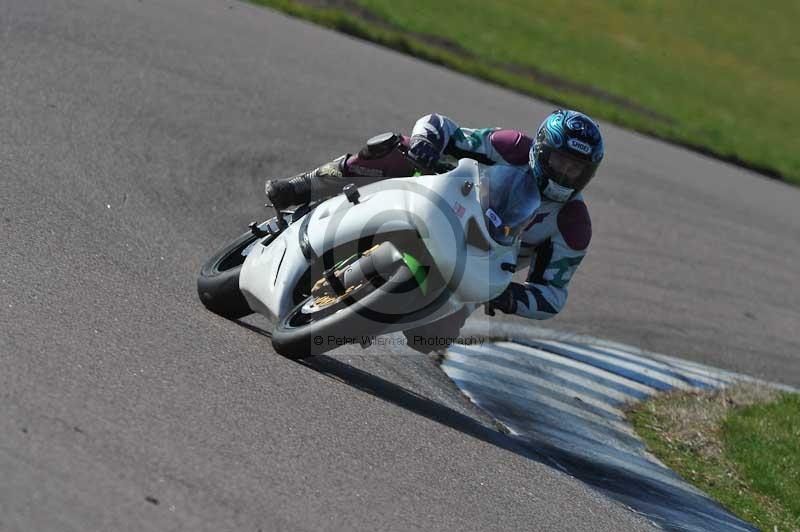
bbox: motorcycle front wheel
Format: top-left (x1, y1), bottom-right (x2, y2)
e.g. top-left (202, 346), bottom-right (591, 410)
top-left (197, 224), bottom-right (274, 320)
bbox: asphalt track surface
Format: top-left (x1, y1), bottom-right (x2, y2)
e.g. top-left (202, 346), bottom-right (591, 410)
top-left (0, 0), bottom-right (797, 530)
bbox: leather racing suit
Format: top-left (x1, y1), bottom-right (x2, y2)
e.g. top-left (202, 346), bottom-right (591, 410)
top-left (276, 113), bottom-right (592, 321)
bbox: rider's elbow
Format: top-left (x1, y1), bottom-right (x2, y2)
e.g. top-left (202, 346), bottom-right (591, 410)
top-left (524, 285), bottom-right (566, 319)
top-left (534, 304), bottom-right (562, 320)
top-left (550, 286), bottom-right (569, 313)
top-left (536, 310), bottom-right (559, 321)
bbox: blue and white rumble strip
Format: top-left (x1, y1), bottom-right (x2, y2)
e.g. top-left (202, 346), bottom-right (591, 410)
top-left (442, 322), bottom-right (794, 532)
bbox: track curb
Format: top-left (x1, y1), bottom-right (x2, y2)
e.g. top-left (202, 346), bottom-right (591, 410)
top-left (441, 320), bottom-right (795, 531)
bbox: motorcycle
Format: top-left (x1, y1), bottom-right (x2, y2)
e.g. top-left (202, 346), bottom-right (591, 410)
top-left (197, 133), bottom-right (541, 357)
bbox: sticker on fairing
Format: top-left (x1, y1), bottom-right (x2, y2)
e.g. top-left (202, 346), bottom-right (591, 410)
top-left (567, 138), bottom-right (592, 154)
top-left (485, 208), bottom-right (503, 227)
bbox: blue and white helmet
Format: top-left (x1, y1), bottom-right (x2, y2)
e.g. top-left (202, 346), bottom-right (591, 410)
top-left (530, 109), bottom-right (604, 202)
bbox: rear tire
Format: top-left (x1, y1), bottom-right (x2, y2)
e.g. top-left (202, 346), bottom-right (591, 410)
top-left (198, 228), bottom-right (270, 320)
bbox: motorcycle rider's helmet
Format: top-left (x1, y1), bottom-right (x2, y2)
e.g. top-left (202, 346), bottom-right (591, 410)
top-left (530, 109), bottom-right (604, 202)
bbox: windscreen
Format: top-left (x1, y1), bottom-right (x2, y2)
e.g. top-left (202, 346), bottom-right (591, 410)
top-left (478, 165), bottom-right (541, 246)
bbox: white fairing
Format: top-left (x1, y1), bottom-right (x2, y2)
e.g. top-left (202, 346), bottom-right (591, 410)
top-left (240, 159), bottom-right (536, 326)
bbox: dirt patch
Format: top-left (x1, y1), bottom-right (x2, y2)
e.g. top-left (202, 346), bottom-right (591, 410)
top-left (628, 384), bottom-right (800, 530)
top-left (631, 385), bottom-right (779, 463)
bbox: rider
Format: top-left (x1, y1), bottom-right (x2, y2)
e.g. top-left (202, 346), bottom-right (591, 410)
top-left (265, 109), bottom-right (603, 323)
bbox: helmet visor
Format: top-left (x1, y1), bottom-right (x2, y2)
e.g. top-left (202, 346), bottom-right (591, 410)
top-left (544, 150), bottom-right (595, 191)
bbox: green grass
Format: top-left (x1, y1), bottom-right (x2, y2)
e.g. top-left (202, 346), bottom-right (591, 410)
top-left (253, 0), bottom-right (800, 185)
top-left (628, 386), bottom-right (800, 531)
top-left (724, 393), bottom-right (800, 522)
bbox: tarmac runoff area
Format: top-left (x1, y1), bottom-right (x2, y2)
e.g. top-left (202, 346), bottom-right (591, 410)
top-left (2, 0), bottom-right (796, 529)
top-left (442, 319), bottom-right (796, 532)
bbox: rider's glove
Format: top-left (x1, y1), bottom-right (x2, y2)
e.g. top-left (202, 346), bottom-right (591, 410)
top-left (408, 135), bottom-right (441, 169)
top-left (491, 283), bottom-right (521, 315)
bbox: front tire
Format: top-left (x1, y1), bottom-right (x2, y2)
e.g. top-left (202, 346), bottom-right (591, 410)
top-left (198, 227), bottom-right (270, 320)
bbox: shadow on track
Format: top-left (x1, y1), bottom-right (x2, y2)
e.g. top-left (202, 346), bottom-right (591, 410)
top-left (235, 320), bottom-right (753, 531)
top-left (235, 320), bottom-right (519, 451)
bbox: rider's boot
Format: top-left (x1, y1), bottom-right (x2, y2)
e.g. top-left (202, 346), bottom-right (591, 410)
top-left (265, 132), bottom-right (418, 211)
top-left (265, 155), bottom-right (351, 211)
